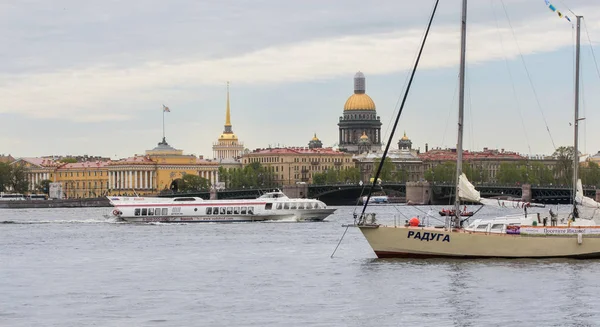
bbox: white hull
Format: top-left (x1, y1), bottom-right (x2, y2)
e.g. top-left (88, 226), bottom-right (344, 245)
top-left (108, 191), bottom-right (336, 223)
top-left (358, 225), bottom-right (600, 259)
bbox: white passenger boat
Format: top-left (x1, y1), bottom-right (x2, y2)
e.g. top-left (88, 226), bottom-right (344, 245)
top-left (107, 191), bottom-right (336, 223)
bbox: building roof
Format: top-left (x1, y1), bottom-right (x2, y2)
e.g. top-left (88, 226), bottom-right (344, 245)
top-left (60, 161), bottom-right (110, 169)
top-left (419, 148), bottom-right (525, 161)
top-left (16, 157), bottom-right (60, 167)
top-left (249, 147), bottom-right (349, 155)
top-left (0, 155), bottom-right (14, 163)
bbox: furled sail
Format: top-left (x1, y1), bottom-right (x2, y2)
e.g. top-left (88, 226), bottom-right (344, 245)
top-left (458, 173), bottom-right (544, 208)
top-left (575, 179), bottom-right (600, 220)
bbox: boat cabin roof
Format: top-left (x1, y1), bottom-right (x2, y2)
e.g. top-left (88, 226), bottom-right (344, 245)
top-left (258, 191), bottom-right (289, 199)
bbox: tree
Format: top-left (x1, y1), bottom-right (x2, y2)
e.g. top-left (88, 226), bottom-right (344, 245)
top-left (496, 162), bottom-right (526, 184)
top-left (0, 162), bottom-right (11, 192)
top-left (180, 174), bottom-right (210, 192)
top-left (59, 158), bottom-right (78, 164)
top-left (581, 161), bottom-right (600, 187)
top-left (372, 157), bottom-right (394, 181)
top-left (10, 164), bottom-right (29, 193)
top-left (38, 179), bottom-right (52, 194)
top-left (553, 146), bottom-right (577, 185)
top-left (425, 162), bottom-right (456, 183)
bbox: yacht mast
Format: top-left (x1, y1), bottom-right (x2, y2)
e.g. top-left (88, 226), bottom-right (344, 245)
top-left (572, 15), bottom-right (582, 220)
top-left (454, 0), bottom-right (467, 227)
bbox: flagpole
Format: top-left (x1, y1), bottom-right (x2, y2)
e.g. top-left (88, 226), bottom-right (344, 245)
top-left (162, 105), bottom-right (165, 141)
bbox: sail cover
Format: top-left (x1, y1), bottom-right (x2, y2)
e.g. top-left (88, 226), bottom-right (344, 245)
top-left (458, 173), bottom-right (543, 208)
top-left (576, 179), bottom-right (600, 220)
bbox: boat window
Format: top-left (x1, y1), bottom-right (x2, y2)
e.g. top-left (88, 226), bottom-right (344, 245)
top-left (227, 207), bottom-right (233, 214)
top-left (206, 207), bottom-right (212, 215)
top-left (290, 203), bottom-right (297, 210)
top-left (162, 208), bottom-right (168, 215)
top-left (265, 203), bottom-right (273, 210)
top-left (141, 208), bottom-right (147, 215)
top-left (298, 203), bottom-right (305, 209)
top-left (174, 198), bottom-right (196, 202)
top-left (134, 208), bottom-right (141, 216)
top-left (148, 208), bottom-right (154, 216)
top-left (248, 207), bottom-right (254, 215)
top-left (220, 207), bottom-right (226, 214)
top-left (234, 207), bottom-right (240, 214)
top-left (491, 224), bottom-right (504, 231)
top-left (241, 206), bottom-right (247, 214)
top-left (213, 207), bottom-right (218, 215)
top-left (284, 203), bottom-right (289, 209)
top-left (276, 203), bottom-right (282, 210)
top-left (476, 224), bottom-right (488, 230)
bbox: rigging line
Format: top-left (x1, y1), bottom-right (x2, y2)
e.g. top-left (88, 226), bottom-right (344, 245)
top-left (359, 0), bottom-right (440, 222)
top-left (384, 22), bottom-right (429, 142)
top-left (558, 0), bottom-right (576, 16)
top-left (499, 0), bottom-right (557, 150)
top-left (582, 18), bottom-right (600, 87)
top-left (491, 0), bottom-right (532, 156)
top-left (466, 66), bottom-right (475, 152)
top-left (440, 76), bottom-right (460, 148)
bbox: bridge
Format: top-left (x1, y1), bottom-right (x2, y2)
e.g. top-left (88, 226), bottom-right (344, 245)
top-left (159, 183), bottom-right (599, 205)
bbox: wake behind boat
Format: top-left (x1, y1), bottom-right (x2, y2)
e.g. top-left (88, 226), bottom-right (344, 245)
top-left (108, 191), bottom-right (335, 223)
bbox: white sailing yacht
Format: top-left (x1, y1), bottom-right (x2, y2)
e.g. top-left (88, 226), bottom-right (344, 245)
top-left (355, 1), bottom-right (600, 258)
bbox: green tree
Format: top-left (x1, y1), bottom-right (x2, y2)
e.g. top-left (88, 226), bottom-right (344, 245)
top-left (496, 162), bottom-right (526, 184)
top-left (312, 172), bottom-right (327, 185)
top-left (0, 162), bottom-right (11, 192)
top-left (180, 174), bottom-right (210, 192)
top-left (372, 157), bottom-right (394, 181)
top-left (38, 179), bottom-right (52, 194)
top-left (425, 162), bottom-right (456, 183)
top-left (59, 158), bottom-right (78, 164)
top-left (10, 164), bottom-right (29, 193)
top-left (340, 167), bottom-right (360, 183)
top-left (581, 161), bottom-right (600, 187)
top-left (553, 146), bottom-right (577, 185)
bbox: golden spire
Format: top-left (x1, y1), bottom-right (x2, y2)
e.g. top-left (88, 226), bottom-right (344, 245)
top-left (225, 81), bottom-right (232, 127)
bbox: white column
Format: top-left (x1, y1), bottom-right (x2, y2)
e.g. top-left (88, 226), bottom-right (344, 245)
top-left (119, 171), bottom-right (123, 190)
top-left (127, 171), bottom-right (131, 189)
top-left (149, 172), bottom-right (153, 190)
top-left (133, 171), bottom-right (137, 189)
top-left (215, 171), bottom-right (219, 183)
top-left (143, 171), bottom-right (147, 189)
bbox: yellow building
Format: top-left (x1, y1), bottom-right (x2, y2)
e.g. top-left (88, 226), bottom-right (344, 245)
top-left (106, 139), bottom-right (219, 196)
top-left (242, 143), bottom-right (355, 185)
top-left (212, 82), bottom-right (244, 161)
top-left (13, 139), bottom-right (219, 198)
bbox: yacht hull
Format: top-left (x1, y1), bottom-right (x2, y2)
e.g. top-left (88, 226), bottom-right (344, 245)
top-left (358, 226), bottom-right (600, 259)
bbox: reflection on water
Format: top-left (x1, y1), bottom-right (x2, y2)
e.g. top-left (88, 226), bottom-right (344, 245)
top-left (2, 206), bottom-right (600, 326)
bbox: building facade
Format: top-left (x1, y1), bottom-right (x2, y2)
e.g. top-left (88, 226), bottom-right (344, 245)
top-left (12, 139), bottom-right (219, 198)
top-left (242, 145), bottom-right (355, 185)
top-left (338, 72), bottom-right (382, 153)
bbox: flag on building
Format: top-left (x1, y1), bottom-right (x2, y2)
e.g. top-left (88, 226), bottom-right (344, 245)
top-left (163, 104), bottom-right (170, 112)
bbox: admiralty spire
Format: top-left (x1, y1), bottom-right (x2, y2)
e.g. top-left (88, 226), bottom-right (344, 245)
top-left (213, 82), bottom-right (244, 161)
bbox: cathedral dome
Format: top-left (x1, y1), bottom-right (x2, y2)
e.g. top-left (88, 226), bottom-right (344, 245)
top-left (344, 94), bottom-right (376, 111)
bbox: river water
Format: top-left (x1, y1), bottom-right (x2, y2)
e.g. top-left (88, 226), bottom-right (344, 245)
top-left (1, 204), bottom-right (599, 327)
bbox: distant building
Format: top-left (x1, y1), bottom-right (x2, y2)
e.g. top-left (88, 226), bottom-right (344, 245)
top-left (308, 134), bottom-right (323, 149)
top-left (13, 139), bottom-right (218, 198)
top-left (212, 82), bottom-right (244, 163)
top-left (419, 147), bottom-right (528, 182)
top-left (590, 151), bottom-right (600, 165)
top-left (338, 72), bottom-right (382, 153)
top-left (354, 132), bottom-right (423, 183)
top-left (0, 154), bottom-right (15, 163)
top-left (242, 147), bottom-right (354, 185)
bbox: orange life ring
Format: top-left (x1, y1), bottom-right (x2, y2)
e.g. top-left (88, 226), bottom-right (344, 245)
top-left (112, 209), bottom-right (120, 216)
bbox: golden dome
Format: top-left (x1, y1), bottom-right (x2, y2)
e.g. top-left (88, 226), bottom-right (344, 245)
top-left (401, 131), bottom-right (409, 141)
top-left (311, 133), bottom-right (319, 141)
top-left (219, 132), bottom-right (238, 141)
top-left (344, 93), bottom-right (376, 111)
top-left (360, 131), bottom-right (369, 140)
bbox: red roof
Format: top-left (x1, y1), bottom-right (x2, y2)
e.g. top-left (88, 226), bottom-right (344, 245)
top-left (249, 147), bottom-right (347, 155)
top-left (60, 161), bottom-right (110, 169)
top-left (419, 148), bottom-right (525, 161)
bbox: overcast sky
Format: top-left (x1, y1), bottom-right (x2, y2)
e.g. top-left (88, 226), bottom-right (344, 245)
top-left (1, 0), bottom-right (599, 160)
